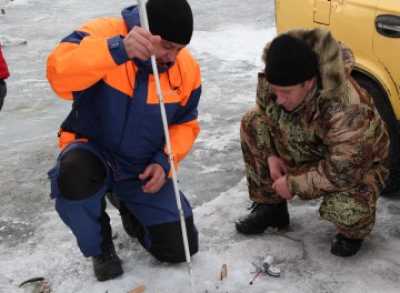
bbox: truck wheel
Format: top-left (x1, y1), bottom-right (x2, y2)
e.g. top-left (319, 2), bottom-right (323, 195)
top-left (353, 73), bottom-right (400, 197)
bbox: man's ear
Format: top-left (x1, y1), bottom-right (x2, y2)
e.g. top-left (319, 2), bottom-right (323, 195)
top-left (305, 77), bottom-right (316, 91)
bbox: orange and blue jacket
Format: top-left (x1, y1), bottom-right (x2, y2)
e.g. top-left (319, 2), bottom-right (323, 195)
top-left (47, 6), bottom-right (201, 180)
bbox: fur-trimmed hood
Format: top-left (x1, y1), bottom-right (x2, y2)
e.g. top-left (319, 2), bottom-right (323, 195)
top-left (262, 28), bottom-right (354, 100)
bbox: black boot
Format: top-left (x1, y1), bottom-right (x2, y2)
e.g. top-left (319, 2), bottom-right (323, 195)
top-left (235, 201), bottom-right (289, 235)
top-left (92, 242), bottom-right (123, 281)
top-left (106, 192), bottom-right (142, 238)
top-left (330, 234), bottom-right (363, 257)
top-left (92, 202), bottom-right (123, 281)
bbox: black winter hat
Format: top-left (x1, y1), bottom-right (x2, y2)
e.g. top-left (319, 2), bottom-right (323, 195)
top-left (265, 34), bottom-right (319, 86)
top-left (146, 0), bottom-right (193, 45)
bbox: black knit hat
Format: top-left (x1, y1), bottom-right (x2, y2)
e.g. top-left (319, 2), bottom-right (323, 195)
top-left (265, 34), bottom-right (319, 86)
top-left (146, 0), bottom-right (193, 45)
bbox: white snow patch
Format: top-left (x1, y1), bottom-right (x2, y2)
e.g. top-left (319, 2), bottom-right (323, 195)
top-left (190, 26), bottom-right (276, 66)
top-left (196, 122), bottom-right (240, 152)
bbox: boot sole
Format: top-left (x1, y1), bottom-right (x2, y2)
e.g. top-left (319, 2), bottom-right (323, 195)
top-left (235, 223), bottom-right (289, 235)
top-left (96, 267), bottom-right (123, 282)
top-left (94, 260), bottom-right (124, 282)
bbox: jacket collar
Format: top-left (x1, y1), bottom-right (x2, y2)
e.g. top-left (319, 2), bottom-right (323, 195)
top-left (122, 5), bottom-right (140, 32)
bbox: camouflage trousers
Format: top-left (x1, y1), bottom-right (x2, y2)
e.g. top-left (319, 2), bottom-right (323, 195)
top-left (240, 108), bottom-right (379, 239)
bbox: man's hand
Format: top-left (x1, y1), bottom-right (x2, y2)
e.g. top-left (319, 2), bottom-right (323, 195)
top-left (139, 163), bottom-right (166, 193)
top-left (267, 155), bottom-right (288, 181)
top-left (123, 26), bottom-right (162, 60)
top-left (272, 175), bottom-right (293, 200)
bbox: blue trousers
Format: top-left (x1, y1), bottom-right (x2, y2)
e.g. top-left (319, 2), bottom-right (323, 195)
top-left (48, 142), bottom-right (198, 260)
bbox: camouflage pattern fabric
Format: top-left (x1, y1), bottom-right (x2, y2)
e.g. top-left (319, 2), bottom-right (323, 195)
top-left (240, 108), bottom-right (282, 204)
top-left (241, 28), bottom-right (389, 239)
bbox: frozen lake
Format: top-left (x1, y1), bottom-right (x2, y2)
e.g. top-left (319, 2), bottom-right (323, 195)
top-left (1, 1), bottom-right (399, 292)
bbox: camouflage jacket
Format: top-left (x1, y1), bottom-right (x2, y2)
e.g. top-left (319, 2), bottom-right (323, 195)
top-left (256, 28), bottom-right (389, 199)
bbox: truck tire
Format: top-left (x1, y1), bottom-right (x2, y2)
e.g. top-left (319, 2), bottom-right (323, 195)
top-left (353, 73), bottom-right (400, 197)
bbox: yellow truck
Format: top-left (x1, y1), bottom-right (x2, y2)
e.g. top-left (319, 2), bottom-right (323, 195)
top-left (275, 0), bottom-right (400, 196)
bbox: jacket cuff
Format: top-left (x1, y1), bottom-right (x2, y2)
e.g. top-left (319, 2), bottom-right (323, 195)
top-left (288, 173), bottom-right (321, 200)
top-left (287, 174), bottom-right (306, 199)
top-left (151, 151), bottom-right (171, 176)
top-left (107, 36), bottom-right (129, 65)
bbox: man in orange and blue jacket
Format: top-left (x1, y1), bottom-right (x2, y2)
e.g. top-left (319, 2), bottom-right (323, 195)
top-left (46, 0), bottom-right (201, 281)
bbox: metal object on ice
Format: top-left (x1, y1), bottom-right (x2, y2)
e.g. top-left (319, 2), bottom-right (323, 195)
top-left (266, 265), bottom-right (281, 278)
top-left (262, 255), bottom-right (281, 277)
top-left (249, 254), bottom-right (281, 284)
top-left (262, 255), bottom-right (274, 269)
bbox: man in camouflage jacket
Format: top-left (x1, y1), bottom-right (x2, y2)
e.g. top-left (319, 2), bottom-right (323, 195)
top-left (236, 28), bottom-right (389, 257)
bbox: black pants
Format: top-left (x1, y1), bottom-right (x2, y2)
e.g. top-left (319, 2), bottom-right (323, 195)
top-left (103, 202), bottom-right (199, 263)
top-left (0, 79), bottom-right (6, 111)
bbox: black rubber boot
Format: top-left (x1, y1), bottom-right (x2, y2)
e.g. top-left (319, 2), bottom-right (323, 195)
top-left (235, 201), bottom-right (290, 235)
top-left (330, 234), bottom-right (363, 257)
top-left (92, 243), bottom-right (123, 281)
top-left (92, 201), bottom-right (123, 281)
top-left (106, 192), bottom-right (142, 238)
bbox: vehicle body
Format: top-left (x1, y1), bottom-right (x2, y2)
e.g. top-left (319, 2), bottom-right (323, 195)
top-left (275, 0), bottom-right (400, 195)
